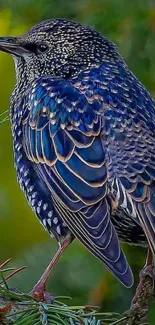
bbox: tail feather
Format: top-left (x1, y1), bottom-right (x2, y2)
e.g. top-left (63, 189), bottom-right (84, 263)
top-left (54, 196), bottom-right (134, 287)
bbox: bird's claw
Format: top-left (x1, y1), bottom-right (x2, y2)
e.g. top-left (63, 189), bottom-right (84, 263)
top-left (140, 264), bottom-right (155, 279)
top-left (30, 285), bottom-right (55, 303)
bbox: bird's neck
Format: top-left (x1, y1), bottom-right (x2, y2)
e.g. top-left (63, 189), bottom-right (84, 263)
top-left (14, 57), bottom-right (29, 94)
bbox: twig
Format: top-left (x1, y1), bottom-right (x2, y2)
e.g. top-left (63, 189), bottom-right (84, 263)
top-left (120, 275), bottom-right (153, 325)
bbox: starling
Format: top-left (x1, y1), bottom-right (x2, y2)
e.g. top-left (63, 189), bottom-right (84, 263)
top-left (0, 19), bottom-right (153, 300)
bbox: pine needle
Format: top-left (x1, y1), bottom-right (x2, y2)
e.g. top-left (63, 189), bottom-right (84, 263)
top-left (0, 109), bottom-right (9, 127)
top-left (0, 260), bottom-right (130, 325)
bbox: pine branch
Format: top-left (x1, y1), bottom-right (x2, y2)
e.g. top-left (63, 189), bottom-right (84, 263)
top-left (0, 259), bottom-right (126, 325)
top-left (0, 259), bottom-right (154, 325)
top-left (0, 287), bottom-right (124, 325)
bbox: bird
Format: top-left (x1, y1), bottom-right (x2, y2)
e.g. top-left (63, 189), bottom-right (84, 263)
top-left (0, 18), bottom-right (154, 301)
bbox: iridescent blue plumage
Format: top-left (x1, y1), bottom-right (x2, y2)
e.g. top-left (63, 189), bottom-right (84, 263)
top-left (2, 19), bottom-right (155, 294)
top-left (16, 68), bottom-right (133, 287)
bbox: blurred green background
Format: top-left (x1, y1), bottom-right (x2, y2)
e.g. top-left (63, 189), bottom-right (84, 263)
top-left (0, 0), bottom-right (154, 322)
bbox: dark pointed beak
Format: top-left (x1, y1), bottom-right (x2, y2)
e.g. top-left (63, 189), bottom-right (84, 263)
top-left (0, 37), bottom-right (29, 56)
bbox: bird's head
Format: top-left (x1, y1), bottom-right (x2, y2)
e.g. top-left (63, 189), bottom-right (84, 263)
top-left (0, 19), bottom-right (119, 86)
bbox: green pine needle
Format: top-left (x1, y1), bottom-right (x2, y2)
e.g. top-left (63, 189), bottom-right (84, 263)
top-left (0, 261), bottom-right (128, 325)
top-left (0, 109), bottom-right (9, 127)
top-left (0, 284), bottom-right (125, 325)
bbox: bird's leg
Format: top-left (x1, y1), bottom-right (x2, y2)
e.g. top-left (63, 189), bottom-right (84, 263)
top-left (126, 248), bottom-right (154, 324)
top-left (30, 236), bottom-right (72, 302)
top-left (142, 247), bottom-right (154, 272)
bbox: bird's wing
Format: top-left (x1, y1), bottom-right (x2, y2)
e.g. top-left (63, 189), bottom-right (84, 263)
top-left (101, 67), bottom-right (155, 257)
top-left (22, 76), bottom-right (133, 287)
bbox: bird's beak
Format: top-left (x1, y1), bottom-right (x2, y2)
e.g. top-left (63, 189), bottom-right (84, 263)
top-left (0, 37), bottom-right (29, 57)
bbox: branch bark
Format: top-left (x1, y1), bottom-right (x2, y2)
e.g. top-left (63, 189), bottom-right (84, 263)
top-left (120, 275), bottom-right (153, 325)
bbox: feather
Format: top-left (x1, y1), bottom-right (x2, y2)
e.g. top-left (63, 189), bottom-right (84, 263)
top-left (22, 76), bottom-right (133, 287)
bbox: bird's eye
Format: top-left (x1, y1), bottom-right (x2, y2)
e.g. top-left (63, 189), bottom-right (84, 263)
top-left (37, 44), bottom-right (49, 53)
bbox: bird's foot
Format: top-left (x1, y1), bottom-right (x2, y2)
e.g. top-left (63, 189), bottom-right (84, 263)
top-left (29, 284), bottom-right (54, 303)
top-left (140, 263), bottom-right (155, 280)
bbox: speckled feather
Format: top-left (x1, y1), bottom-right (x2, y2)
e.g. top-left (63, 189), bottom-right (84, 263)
top-left (7, 19), bottom-right (155, 288)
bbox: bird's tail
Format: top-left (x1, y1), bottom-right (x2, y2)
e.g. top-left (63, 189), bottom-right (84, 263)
top-left (54, 197), bottom-right (134, 287)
